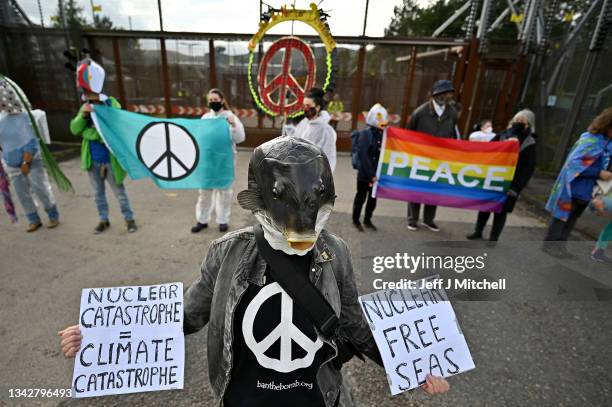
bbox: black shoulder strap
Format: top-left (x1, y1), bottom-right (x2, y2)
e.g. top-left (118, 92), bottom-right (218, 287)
top-left (253, 224), bottom-right (339, 338)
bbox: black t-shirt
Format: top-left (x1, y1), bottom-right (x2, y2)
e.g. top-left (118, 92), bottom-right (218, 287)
top-left (224, 252), bottom-right (331, 407)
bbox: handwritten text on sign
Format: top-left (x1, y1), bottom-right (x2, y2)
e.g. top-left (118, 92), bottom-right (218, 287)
top-left (359, 276), bottom-right (475, 395)
top-left (72, 283), bottom-right (184, 397)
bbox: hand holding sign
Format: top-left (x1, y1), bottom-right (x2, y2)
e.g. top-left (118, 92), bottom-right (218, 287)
top-left (60, 283), bottom-right (185, 398)
top-left (359, 275), bottom-right (474, 396)
top-left (58, 325), bottom-right (82, 358)
top-left (421, 374), bottom-right (451, 395)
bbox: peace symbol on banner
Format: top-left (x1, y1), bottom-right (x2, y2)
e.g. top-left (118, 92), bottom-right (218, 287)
top-left (242, 282), bottom-right (323, 373)
top-left (257, 37), bottom-right (316, 117)
top-left (136, 122), bottom-right (199, 181)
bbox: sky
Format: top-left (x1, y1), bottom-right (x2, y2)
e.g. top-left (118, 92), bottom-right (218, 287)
top-left (18, 0), bottom-right (433, 37)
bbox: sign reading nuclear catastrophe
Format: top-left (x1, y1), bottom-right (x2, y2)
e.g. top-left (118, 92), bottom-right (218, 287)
top-left (71, 283), bottom-right (184, 397)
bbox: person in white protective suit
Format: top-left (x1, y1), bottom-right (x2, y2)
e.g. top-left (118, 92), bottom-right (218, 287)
top-left (192, 88), bottom-right (246, 233)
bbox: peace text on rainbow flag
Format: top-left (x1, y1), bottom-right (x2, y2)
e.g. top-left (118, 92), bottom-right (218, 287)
top-left (374, 128), bottom-right (519, 213)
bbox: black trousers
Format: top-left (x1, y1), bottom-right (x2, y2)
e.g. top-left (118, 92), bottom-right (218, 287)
top-left (544, 198), bottom-right (589, 241)
top-left (475, 211), bottom-right (508, 240)
top-left (407, 203), bottom-right (437, 223)
top-left (352, 180), bottom-right (377, 223)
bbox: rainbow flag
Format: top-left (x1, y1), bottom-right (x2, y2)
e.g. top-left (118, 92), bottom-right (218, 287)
top-left (374, 127), bottom-right (519, 213)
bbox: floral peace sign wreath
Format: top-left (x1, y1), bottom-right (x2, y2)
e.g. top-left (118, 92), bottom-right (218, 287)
top-left (247, 3), bottom-right (337, 118)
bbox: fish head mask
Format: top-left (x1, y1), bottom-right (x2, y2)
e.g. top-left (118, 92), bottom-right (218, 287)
top-left (238, 136), bottom-right (336, 255)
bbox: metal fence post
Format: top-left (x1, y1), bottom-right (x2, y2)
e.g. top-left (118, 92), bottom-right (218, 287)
top-left (459, 37), bottom-right (481, 135)
top-left (350, 44), bottom-right (366, 130)
top-left (112, 38), bottom-right (127, 107)
top-left (159, 38), bottom-right (172, 118)
top-left (400, 46), bottom-right (417, 128)
top-left (209, 38), bottom-right (217, 89)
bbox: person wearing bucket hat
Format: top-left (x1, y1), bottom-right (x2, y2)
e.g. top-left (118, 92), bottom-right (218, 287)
top-left (405, 79), bottom-right (459, 232)
top-left (432, 79), bottom-right (455, 98)
top-left (70, 58), bottom-right (137, 234)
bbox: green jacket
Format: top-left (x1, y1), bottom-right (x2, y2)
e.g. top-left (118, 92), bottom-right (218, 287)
top-left (69, 97), bottom-right (127, 184)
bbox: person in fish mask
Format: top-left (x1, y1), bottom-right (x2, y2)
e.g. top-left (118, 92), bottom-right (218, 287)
top-left (352, 103), bottom-right (388, 232)
top-left (191, 88), bottom-right (245, 233)
top-left (0, 77), bottom-right (60, 231)
top-left (70, 59), bottom-right (137, 234)
top-left (59, 137), bottom-right (451, 405)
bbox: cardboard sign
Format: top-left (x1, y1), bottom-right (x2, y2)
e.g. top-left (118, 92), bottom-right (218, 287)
top-left (72, 283), bottom-right (184, 397)
top-left (359, 276), bottom-right (475, 395)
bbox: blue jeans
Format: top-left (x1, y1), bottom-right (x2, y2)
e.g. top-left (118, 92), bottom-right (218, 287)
top-left (5, 154), bottom-right (59, 224)
top-left (87, 162), bottom-right (134, 222)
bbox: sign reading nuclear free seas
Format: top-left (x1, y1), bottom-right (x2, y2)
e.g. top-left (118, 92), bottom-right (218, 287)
top-left (72, 283), bottom-right (184, 397)
top-left (359, 276), bottom-right (475, 395)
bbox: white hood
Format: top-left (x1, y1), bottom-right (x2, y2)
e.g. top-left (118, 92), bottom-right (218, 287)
top-left (293, 110), bottom-right (337, 172)
top-left (365, 103), bottom-right (389, 128)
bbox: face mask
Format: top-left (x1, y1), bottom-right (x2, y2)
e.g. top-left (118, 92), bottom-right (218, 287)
top-left (304, 106), bottom-right (318, 119)
top-left (209, 101), bottom-right (223, 112)
top-left (433, 96), bottom-right (446, 106)
top-left (483, 126), bottom-right (493, 133)
top-left (512, 122), bottom-right (526, 133)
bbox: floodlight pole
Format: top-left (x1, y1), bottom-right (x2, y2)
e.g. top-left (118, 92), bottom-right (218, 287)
top-left (362, 0), bottom-right (369, 36)
top-left (157, 0), bottom-right (164, 31)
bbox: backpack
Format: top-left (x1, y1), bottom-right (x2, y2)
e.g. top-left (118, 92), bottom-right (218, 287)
top-left (351, 127), bottom-right (373, 170)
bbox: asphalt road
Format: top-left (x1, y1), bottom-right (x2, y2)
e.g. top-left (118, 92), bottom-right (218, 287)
top-left (1, 151), bottom-right (610, 406)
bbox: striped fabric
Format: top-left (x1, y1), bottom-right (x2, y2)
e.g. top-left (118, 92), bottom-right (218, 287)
top-left (374, 127), bottom-right (519, 213)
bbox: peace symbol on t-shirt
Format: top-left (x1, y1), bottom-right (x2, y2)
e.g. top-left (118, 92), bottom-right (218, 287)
top-left (242, 282), bottom-right (324, 373)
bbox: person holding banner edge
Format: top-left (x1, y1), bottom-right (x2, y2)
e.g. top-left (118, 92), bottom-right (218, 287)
top-left (192, 88), bottom-right (245, 234)
top-left (352, 103), bottom-right (388, 232)
top-left (58, 137), bottom-right (450, 405)
top-left (70, 59), bottom-right (137, 234)
top-left (466, 110), bottom-right (537, 242)
top-left (406, 79), bottom-right (458, 232)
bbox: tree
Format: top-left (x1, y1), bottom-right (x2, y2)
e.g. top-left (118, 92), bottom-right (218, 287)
top-left (385, 0), bottom-right (467, 38)
top-left (93, 15), bottom-right (114, 29)
top-left (51, 0), bottom-right (116, 29)
top-left (51, 0), bottom-right (87, 29)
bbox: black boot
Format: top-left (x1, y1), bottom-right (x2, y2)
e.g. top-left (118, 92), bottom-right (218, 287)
top-left (466, 231), bottom-right (483, 240)
top-left (94, 220), bottom-right (110, 234)
top-left (363, 220), bottom-right (377, 231)
top-left (191, 222), bottom-right (208, 233)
